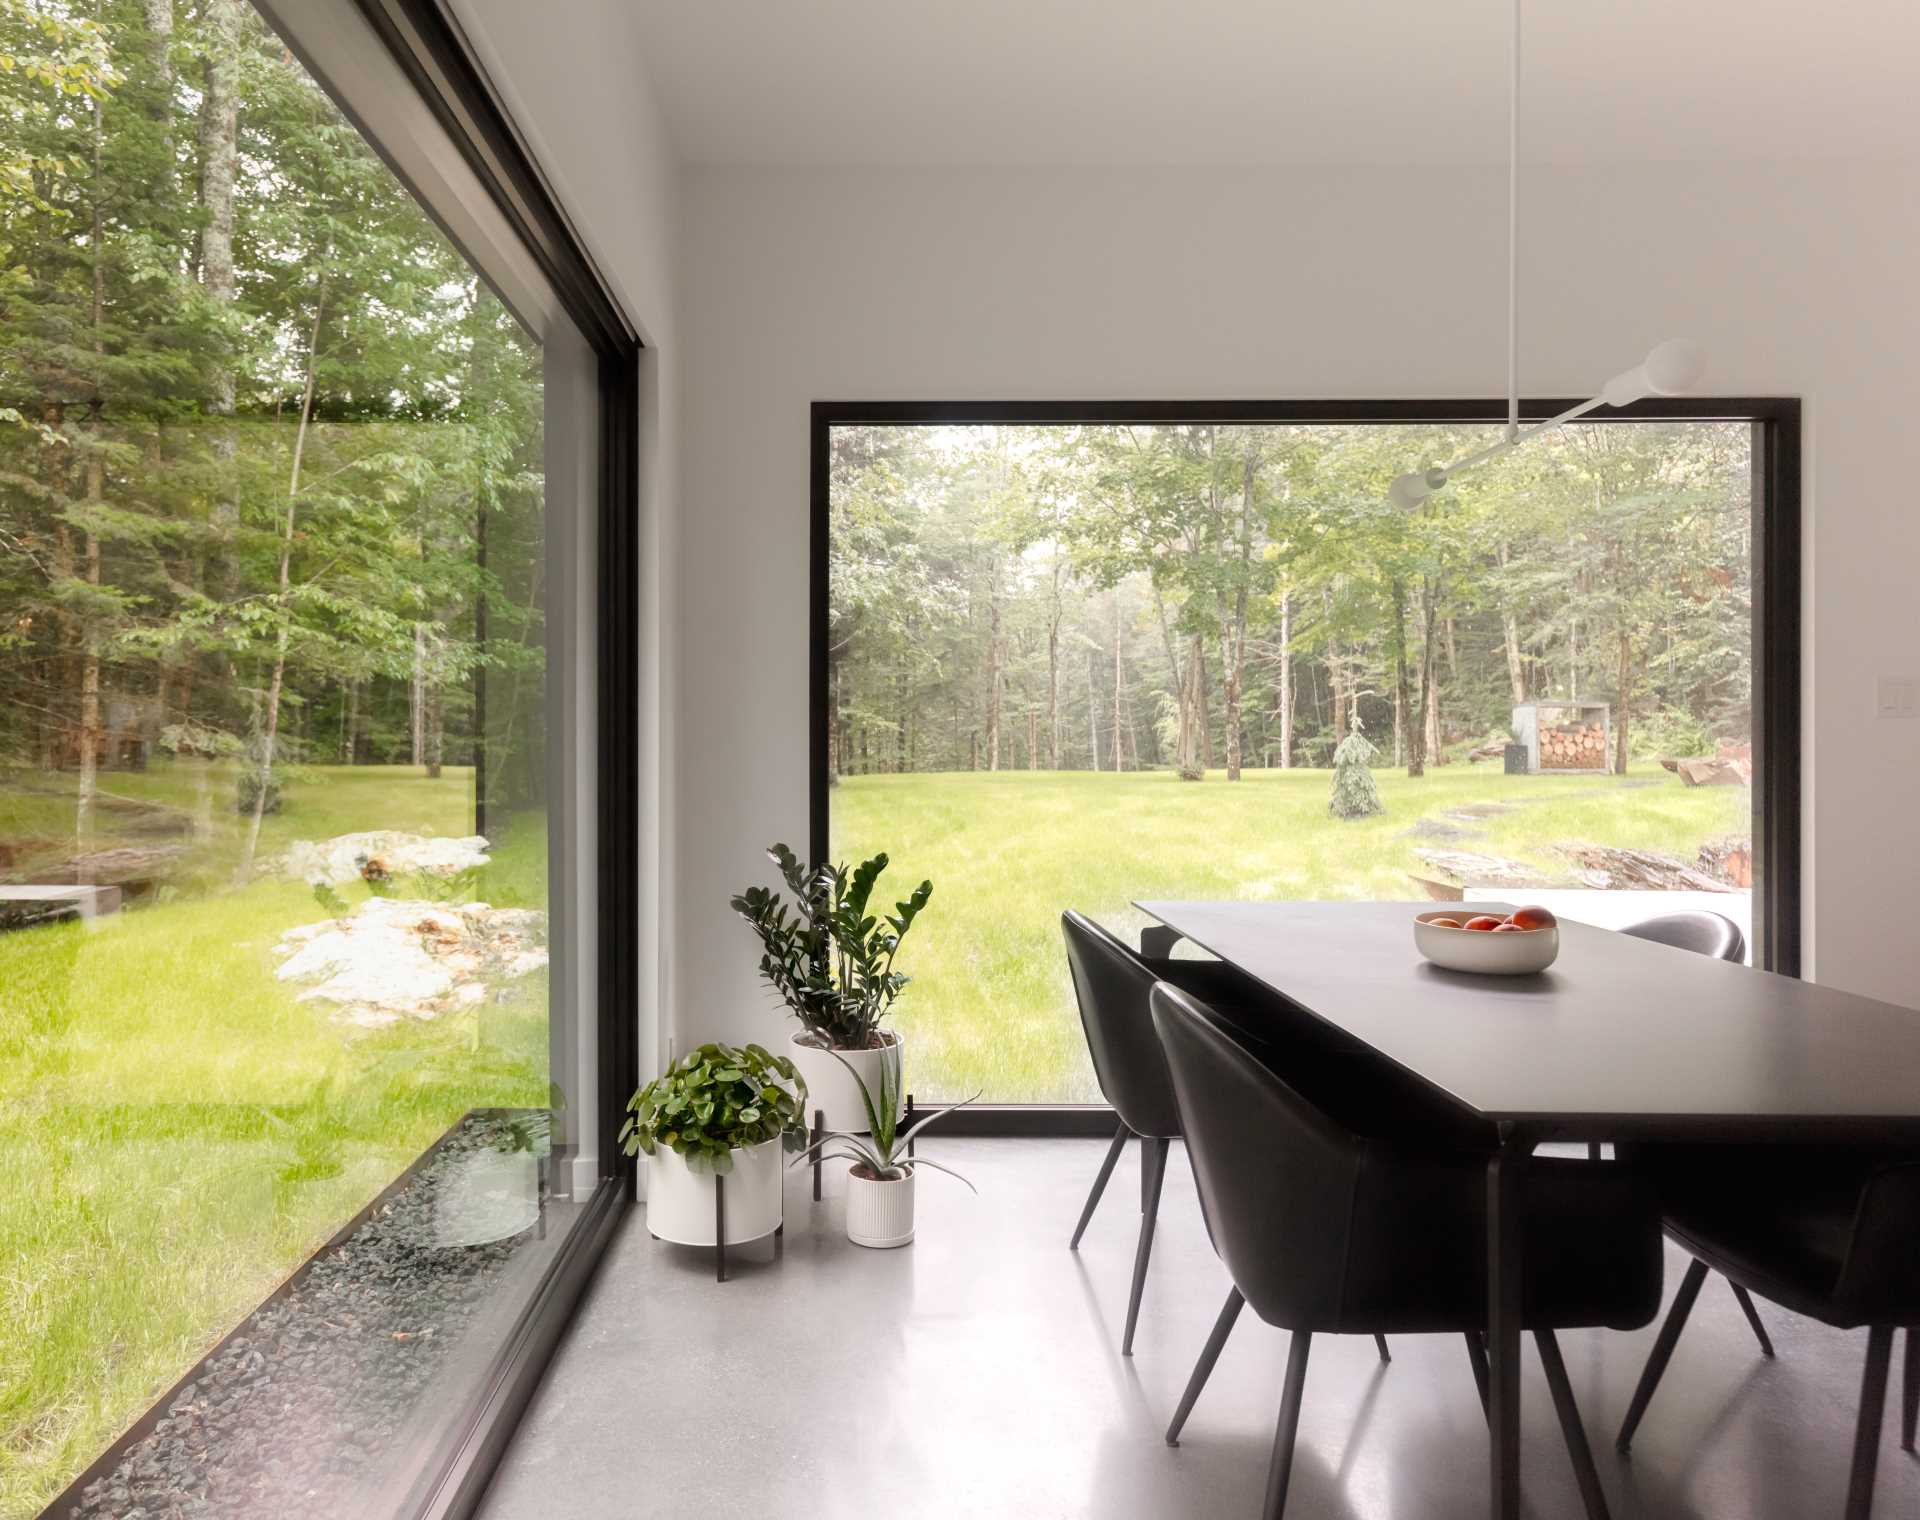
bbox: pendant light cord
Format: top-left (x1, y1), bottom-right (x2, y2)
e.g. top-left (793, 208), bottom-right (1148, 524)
top-left (1507, 0), bottom-right (1520, 443)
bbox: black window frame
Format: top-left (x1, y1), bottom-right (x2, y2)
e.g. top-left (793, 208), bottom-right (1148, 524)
top-left (41, 3), bottom-right (642, 1516)
top-left (811, 398), bottom-right (1801, 1134)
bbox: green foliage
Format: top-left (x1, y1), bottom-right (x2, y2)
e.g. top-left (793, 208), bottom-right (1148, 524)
top-left (619, 1041), bottom-right (809, 1176)
top-left (234, 763), bottom-right (281, 816)
top-left (731, 842), bottom-right (933, 1050)
top-left (790, 1046), bottom-right (977, 1189)
top-left (1327, 730), bottom-right (1384, 819)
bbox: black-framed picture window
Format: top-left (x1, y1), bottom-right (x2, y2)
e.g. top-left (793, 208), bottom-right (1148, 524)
top-left (2, 2), bottom-right (637, 1515)
top-left (813, 400), bottom-right (1799, 1118)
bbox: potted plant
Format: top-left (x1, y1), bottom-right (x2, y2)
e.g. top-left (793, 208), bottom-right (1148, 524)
top-left (732, 842), bottom-right (932, 1132)
top-left (793, 1049), bottom-right (975, 1248)
top-left (620, 1042), bottom-right (809, 1249)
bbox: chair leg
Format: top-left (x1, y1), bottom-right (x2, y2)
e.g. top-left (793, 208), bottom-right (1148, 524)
top-left (1901, 1326), bottom-right (1918, 1453)
top-left (1262, 1330), bottom-right (1313, 1520)
top-left (1121, 1136), bottom-right (1169, 1356)
top-left (1165, 1287), bottom-right (1245, 1446)
top-left (1373, 1333), bottom-right (1391, 1363)
top-left (1069, 1120), bottom-right (1130, 1250)
top-left (1617, 1255), bottom-right (1710, 1453)
top-left (1587, 1141), bottom-right (1603, 1162)
top-left (1466, 1331), bottom-right (1492, 1418)
top-left (1843, 1326), bottom-right (1894, 1520)
top-left (1537, 1327), bottom-right (1612, 1520)
top-left (1846, 1326), bottom-right (1894, 1520)
top-left (1728, 1280), bottom-right (1776, 1358)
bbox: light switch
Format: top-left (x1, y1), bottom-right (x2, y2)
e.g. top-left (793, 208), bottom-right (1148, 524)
top-left (1876, 675), bottom-right (1917, 719)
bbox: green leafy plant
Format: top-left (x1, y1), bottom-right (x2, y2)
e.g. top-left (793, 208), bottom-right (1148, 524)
top-left (731, 842), bottom-right (933, 1051)
top-left (791, 1049), bottom-right (977, 1189)
top-left (619, 1042), bottom-right (809, 1176)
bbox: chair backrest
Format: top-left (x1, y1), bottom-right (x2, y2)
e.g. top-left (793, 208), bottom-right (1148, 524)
top-left (1061, 911), bottom-right (1184, 1136)
top-left (1150, 981), bottom-right (1365, 1327)
top-left (1621, 910), bottom-right (1745, 963)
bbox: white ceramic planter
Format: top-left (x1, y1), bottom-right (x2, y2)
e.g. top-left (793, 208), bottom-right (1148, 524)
top-left (788, 1031), bottom-right (906, 1133)
top-left (846, 1164), bottom-right (916, 1248)
top-left (644, 1137), bottom-right (783, 1247)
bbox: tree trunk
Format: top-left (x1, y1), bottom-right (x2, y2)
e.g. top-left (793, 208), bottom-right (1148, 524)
top-left (1196, 640), bottom-right (1214, 768)
top-left (1046, 601), bottom-right (1060, 769)
top-left (1324, 587), bottom-right (1346, 745)
top-left (985, 589), bottom-right (1003, 771)
top-left (1027, 707), bottom-right (1039, 770)
top-left (1221, 441), bottom-right (1255, 781)
top-left (1112, 591), bottom-right (1124, 773)
top-left (1085, 647), bottom-right (1101, 772)
top-left (1276, 587), bottom-right (1293, 768)
top-left (424, 668), bottom-right (444, 780)
top-left (199, 0), bottom-right (241, 598)
top-left (1150, 583), bottom-right (1187, 768)
top-left (1421, 578), bottom-right (1443, 768)
top-left (1497, 541), bottom-right (1526, 703)
top-left (1395, 578), bottom-right (1421, 777)
top-left (76, 101), bottom-right (109, 867)
top-left (342, 678), bottom-right (359, 763)
top-left (1615, 631), bottom-right (1632, 775)
top-left (238, 277), bottom-right (328, 880)
top-left (410, 623), bottom-right (427, 765)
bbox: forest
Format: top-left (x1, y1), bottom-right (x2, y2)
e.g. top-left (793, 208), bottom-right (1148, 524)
top-left (0, 0), bottom-right (545, 889)
top-left (829, 420), bottom-right (1753, 785)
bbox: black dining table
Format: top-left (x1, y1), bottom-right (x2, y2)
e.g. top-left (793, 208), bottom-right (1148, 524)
top-left (1135, 898), bottom-right (1920, 1520)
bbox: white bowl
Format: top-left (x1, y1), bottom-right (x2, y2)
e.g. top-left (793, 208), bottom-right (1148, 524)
top-left (1413, 911), bottom-right (1559, 975)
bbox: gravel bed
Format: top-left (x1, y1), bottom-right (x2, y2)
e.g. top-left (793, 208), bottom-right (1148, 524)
top-left (59, 1113), bottom-right (558, 1519)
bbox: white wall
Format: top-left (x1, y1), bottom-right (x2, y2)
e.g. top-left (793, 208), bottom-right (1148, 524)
top-left (451, 0), bottom-right (683, 1112)
top-left (679, 160), bottom-right (1920, 1040)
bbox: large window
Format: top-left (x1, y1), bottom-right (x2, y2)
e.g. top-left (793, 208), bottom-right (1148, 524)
top-left (820, 405), bottom-right (1797, 1107)
top-left (0, 2), bottom-right (633, 1514)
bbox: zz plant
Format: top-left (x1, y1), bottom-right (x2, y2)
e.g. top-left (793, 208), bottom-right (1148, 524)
top-left (620, 1042), bottom-right (809, 1175)
top-left (731, 842), bottom-right (932, 1051)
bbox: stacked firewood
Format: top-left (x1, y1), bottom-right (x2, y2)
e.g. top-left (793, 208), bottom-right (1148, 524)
top-left (1540, 722), bottom-right (1607, 769)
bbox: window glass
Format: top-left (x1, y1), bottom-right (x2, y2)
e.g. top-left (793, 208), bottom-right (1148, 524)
top-left (0, 2), bottom-right (588, 1509)
top-left (827, 421), bottom-right (1754, 1102)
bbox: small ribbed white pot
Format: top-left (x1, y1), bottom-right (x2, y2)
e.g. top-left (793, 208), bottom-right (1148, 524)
top-left (845, 1165), bottom-right (915, 1249)
top-left (788, 1031), bottom-right (905, 1133)
top-left (644, 1138), bottom-right (783, 1247)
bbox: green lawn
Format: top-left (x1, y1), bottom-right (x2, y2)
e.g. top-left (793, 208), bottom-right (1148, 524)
top-left (0, 763), bottom-right (546, 1518)
top-left (831, 765), bottom-right (1748, 1103)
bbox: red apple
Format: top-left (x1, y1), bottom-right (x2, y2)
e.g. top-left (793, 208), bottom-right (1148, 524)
top-left (1509, 905), bottom-right (1557, 931)
top-left (1427, 916), bottom-right (1463, 929)
top-left (1463, 915), bottom-right (1505, 932)
top-left (1491, 922), bottom-right (1525, 932)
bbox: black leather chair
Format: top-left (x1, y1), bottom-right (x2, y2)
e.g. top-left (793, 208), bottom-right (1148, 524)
top-left (1063, 911), bottom-right (1370, 1358)
top-left (1621, 909), bottom-right (1746, 963)
top-left (1608, 910), bottom-right (1777, 1355)
top-left (1614, 1148), bottom-right (1920, 1518)
top-left (1151, 982), bottom-right (1663, 1520)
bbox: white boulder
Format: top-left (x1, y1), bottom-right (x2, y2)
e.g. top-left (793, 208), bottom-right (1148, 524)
top-left (275, 894), bottom-right (548, 1028)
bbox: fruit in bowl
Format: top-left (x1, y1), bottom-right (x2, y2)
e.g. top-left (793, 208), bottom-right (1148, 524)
top-left (1413, 906), bottom-right (1560, 975)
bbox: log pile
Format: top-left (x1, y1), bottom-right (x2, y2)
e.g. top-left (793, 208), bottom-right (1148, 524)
top-left (1540, 721), bottom-right (1607, 770)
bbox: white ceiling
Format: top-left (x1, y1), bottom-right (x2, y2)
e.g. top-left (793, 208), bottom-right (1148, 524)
top-left (632, 0), bottom-right (1918, 167)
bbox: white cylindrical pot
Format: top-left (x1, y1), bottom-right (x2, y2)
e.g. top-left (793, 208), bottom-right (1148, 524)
top-left (787, 1031), bottom-right (906, 1133)
top-left (846, 1165), bottom-right (916, 1249)
top-left (644, 1137), bottom-right (783, 1247)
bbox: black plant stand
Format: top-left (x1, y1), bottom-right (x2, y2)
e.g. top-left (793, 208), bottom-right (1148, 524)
top-left (710, 1173), bottom-right (786, 1284)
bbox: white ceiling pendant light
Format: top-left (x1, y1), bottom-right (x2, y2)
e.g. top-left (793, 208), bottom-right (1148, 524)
top-left (1387, 0), bottom-right (1705, 511)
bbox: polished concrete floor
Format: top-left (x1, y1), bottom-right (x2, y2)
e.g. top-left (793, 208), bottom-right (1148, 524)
top-left (478, 1139), bottom-right (1917, 1519)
